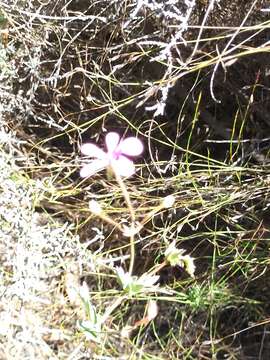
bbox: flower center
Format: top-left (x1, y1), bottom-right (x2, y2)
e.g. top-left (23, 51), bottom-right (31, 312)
top-left (112, 149), bottom-right (122, 160)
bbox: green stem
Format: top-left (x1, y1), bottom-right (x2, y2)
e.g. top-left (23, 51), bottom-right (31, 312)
top-left (128, 234), bottom-right (135, 275)
top-left (113, 169), bottom-right (135, 223)
top-left (112, 167), bottom-right (136, 275)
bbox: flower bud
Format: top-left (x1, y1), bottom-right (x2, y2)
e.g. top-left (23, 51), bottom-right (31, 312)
top-left (162, 195), bottom-right (175, 208)
top-left (89, 200), bottom-right (102, 215)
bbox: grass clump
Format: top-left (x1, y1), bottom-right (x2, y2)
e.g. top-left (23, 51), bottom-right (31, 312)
top-left (0, 0), bottom-right (270, 359)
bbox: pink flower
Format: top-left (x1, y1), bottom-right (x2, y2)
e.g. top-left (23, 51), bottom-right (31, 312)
top-left (80, 132), bottom-right (143, 178)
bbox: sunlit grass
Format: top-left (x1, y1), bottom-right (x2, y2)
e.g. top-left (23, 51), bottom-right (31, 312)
top-left (1, 0), bottom-right (270, 358)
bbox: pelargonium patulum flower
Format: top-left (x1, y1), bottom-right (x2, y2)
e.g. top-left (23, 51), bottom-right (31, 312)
top-left (80, 132), bottom-right (143, 178)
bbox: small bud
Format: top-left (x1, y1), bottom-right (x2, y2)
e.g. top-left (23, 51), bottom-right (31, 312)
top-left (79, 281), bottom-right (90, 302)
top-left (182, 255), bottom-right (196, 278)
top-left (121, 325), bottom-right (133, 339)
top-left (89, 200), bottom-right (102, 215)
top-left (165, 241), bottom-right (196, 277)
top-left (146, 300), bottom-right (158, 321)
top-left (122, 222), bottom-right (143, 237)
top-left (162, 195), bottom-right (175, 208)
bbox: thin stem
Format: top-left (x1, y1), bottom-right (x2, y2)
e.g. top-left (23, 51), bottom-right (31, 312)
top-left (101, 295), bottom-right (126, 323)
top-left (149, 261), bottom-right (167, 276)
top-left (113, 168), bottom-right (136, 223)
top-left (141, 205), bottom-right (163, 226)
top-left (112, 167), bottom-right (136, 275)
top-left (128, 234), bottom-right (135, 275)
top-left (88, 200), bottom-right (124, 231)
top-left (98, 212), bottom-right (124, 232)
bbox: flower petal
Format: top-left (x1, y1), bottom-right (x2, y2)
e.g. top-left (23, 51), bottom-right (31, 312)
top-left (118, 137), bottom-right (143, 156)
top-left (80, 159), bottom-right (108, 177)
top-left (81, 143), bottom-right (106, 159)
top-left (111, 155), bottom-right (135, 177)
top-left (105, 132), bottom-right (120, 153)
